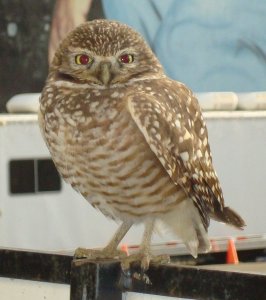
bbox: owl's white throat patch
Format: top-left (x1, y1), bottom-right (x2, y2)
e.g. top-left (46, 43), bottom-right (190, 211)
top-left (55, 71), bottom-right (84, 84)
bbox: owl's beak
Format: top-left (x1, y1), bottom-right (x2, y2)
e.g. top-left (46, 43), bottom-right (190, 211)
top-left (99, 61), bottom-right (112, 86)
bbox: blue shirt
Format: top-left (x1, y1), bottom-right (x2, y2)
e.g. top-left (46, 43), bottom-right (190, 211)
top-left (102, 0), bottom-right (266, 92)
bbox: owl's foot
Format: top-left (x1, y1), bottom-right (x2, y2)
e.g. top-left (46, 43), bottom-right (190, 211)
top-left (74, 222), bottom-right (133, 261)
top-left (121, 252), bottom-right (170, 284)
top-left (74, 247), bottom-right (127, 261)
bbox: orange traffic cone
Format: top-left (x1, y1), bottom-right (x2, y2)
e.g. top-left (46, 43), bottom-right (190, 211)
top-left (121, 244), bottom-right (129, 256)
top-left (226, 239), bottom-right (239, 264)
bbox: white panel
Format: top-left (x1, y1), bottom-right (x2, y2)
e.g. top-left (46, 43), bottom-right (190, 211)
top-left (205, 112), bottom-right (266, 237)
top-left (0, 277), bottom-right (69, 300)
top-left (123, 292), bottom-right (193, 300)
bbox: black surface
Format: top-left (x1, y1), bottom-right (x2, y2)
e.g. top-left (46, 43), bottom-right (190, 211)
top-left (70, 259), bottom-right (266, 300)
top-left (37, 158), bottom-right (61, 192)
top-left (128, 263), bottom-right (266, 300)
top-left (0, 249), bottom-right (72, 284)
top-left (9, 158), bottom-right (61, 194)
top-left (70, 259), bottom-right (122, 300)
top-left (9, 159), bottom-right (35, 194)
top-left (0, 249), bottom-right (266, 300)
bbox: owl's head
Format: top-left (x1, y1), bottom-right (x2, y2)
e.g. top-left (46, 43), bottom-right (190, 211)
top-left (50, 19), bottom-right (164, 88)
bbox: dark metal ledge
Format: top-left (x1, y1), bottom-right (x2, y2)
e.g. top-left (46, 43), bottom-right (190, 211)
top-left (0, 248), bottom-right (266, 300)
top-left (0, 248), bottom-right (72, 284)
top-left (70, 259), bottom-right (266, 300)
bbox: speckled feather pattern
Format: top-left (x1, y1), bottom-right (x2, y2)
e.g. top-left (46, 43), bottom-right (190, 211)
top-left (39, 20), bottom-right (245, 256)
top-left (40, 81), bottom-right (188, 221)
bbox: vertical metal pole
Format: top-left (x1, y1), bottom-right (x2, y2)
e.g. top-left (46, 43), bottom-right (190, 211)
top-left (70, 259), bottom-right (123, 300)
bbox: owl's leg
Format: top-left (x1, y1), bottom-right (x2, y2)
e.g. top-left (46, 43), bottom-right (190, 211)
top-left (121, 219), bottom-right (169, 276)
top-left (75, 220), bottom-right (133, 260)
top-left (138, 218), bottom-right (155, 270)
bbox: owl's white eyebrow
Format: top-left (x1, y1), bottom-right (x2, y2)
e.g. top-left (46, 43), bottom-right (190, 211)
top-left (116, 48), bottom-right (137, 56)
top-left (68, 46), bottom-right (96, 55)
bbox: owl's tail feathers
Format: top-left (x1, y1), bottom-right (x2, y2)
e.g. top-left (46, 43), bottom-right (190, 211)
top-left (158, 199), bottom-right (211, 258)
top-left (216, 206), bottom-right (246, 230)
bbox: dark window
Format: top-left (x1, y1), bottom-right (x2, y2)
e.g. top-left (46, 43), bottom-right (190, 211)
top-left (9, 158), bottom-right (61, 194)
top-left (37, 159), bottom-right (61, 192)
top-left (9, 160), bottom-right (35, 194)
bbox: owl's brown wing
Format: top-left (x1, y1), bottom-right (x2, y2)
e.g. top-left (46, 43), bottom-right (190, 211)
top-left (127, 81), bottom-right (245, 230)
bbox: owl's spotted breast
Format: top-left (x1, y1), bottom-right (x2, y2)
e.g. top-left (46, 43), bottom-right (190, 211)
top-left (40, 82), bottom-right (187, 222)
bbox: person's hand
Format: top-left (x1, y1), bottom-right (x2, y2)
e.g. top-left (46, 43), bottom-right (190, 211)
top-left (48, 0), bottom-right (92, 64)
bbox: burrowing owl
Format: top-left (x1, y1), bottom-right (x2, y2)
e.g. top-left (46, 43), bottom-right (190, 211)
top-left (39, 19), bottom-right (245, 271)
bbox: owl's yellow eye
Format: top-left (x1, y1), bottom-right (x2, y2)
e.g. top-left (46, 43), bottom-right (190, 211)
top-left (119, 54), bottom-right (134, 64)
top-left (75, 54), bottom-right (93, 65)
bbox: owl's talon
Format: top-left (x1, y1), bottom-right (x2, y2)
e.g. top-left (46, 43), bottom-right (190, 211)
top-left (140, 254), bottom-right (150, 272)
top-left (74, 247), bottom-right (126, 261)
top-left (133, 271), bottom-right (152, 285)
top-left (151, 254), bottom-right (171, 265)
top-left (74, 247), bottom-right (92, 259)
top-left (121, 253), bottom-right (151, 270)
top-left (120, 252), bottom-right (169, 284)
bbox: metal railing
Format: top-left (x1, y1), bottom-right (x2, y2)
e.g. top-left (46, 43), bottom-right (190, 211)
top-left (0, 249), bottom-right (265, 300)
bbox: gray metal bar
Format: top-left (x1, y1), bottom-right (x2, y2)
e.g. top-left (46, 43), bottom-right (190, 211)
top-left (70, 259), bottom-right (122, 300)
